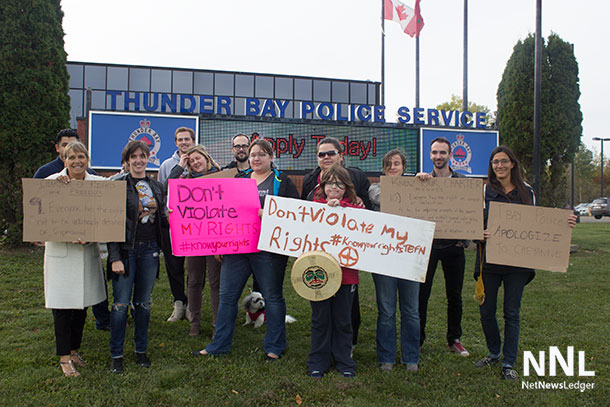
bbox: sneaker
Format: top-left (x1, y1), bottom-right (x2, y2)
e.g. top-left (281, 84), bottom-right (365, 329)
top-left (449, 340), bottom-right (470, 357)
top-left (406, 363), bottom-right (419, 372)
top-left (475, 356), bottom-right (500, 367)
top-left (380, 363), bottom-right (394, 372)
top-left (110, 357), bottom-right (123, 374)
top-left (308, 370), bottom-right (323, 379)
top-left (343, 371), bottom-right (355, 379)
top-left (501, 366), bottom-right (518, 381)
top-left (167, 300), bottom-right (185, 322)
top-left (135, 352), bottom-right (151, 368)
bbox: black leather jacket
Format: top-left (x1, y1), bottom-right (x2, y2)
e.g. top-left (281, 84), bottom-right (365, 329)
top-left (107, 174), bottom-right (168, 264)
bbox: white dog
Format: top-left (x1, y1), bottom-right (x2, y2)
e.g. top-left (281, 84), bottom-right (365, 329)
top-left (242, 292), bottom-right (296, 328)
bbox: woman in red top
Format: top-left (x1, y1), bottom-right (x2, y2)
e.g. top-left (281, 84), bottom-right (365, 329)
top-left (308, 163), bottom-right (363, 379)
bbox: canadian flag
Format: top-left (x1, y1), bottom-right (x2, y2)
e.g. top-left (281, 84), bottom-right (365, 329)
top-left (384, 0), bottom-right (424, 37)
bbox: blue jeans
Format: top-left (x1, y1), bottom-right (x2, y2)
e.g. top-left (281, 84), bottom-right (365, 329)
top-left (205, 251), bottom-right (287, 356)
top-left (373, 273), bottom-right (420, 365)
top-left (479, 271), bottom-right (531, 367)
top-left (110, 240), bottom-right (159, 358)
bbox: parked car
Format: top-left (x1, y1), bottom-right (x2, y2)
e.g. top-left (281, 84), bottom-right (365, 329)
top-left (590, 197), bottom-right (610, 219)
top-left (575, 203), bottom-right (592, 216)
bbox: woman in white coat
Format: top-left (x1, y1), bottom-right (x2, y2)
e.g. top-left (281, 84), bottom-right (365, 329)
top-left (44, 141), bottom-right (106, 377)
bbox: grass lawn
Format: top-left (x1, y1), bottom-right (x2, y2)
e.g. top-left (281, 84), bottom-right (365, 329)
top-left (0, 223), bottom-right (607, 406)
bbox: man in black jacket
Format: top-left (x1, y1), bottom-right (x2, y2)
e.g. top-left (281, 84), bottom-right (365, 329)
top-left (416, 137), bottom-right (470, 357)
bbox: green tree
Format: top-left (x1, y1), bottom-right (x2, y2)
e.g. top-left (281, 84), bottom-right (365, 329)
top-left (574, 143), bottom-right (601, 203)
top-left (496, 33), bottom-right (582, 207)
top-left (436, 94), bottom-right (490, 114)
top-left (0, 0), bottom-right (70, 246)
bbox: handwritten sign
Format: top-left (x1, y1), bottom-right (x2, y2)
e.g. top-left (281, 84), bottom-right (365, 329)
top-left (22, 179), bottom-right (126, 242)
top-left (380, 176), bottom-right (484, 240)
top-left (258, 196), bottom-right (436, 282)
top-left (486, 202), bottom-right (573, 272)
top-left (168, 178), bottom-right (261, 256)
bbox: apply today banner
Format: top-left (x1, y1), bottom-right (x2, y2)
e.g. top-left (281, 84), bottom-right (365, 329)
top-left (167, 178), bottom-right (261, 256)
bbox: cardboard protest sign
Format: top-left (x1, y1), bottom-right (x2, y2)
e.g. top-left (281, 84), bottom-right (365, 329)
top-left (168, 178), bottom-right (261, 256)
top-left (486, 202), bottom-right (573, 272)
top-left (258, 195), bottom-right (436, 282)
top-left (380, 176), bottom-right (484, 240)
top-left (22, 179), bottom-right (126, 242)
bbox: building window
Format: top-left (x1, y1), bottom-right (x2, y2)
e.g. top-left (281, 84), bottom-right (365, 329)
top-left (294, 78), bottom-right (312, 100)
top-left (84, 65), bottom-right (106, 89)
top-left (215, 73), bottom-right (234, 96)
top-left (151, 69), bottom-right (172, 92)
top-left (313, 80), bottom-right (331, 102)
top-left (255, 76), bottom-right (273, 98)
top-left (173, 70), bottom-right (193, 93)
top-left (235, 75), bottom-right (254, 97)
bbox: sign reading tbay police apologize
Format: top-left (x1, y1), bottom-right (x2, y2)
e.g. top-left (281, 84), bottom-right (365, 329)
top-left (486, 202), bottom-right (573, 272)
top-left (168, 178), bottom-right (261, 256)
top-left (258, 196), bottom-right (436, 282)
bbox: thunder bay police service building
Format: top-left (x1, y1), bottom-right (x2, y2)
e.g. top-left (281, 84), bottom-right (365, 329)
top-left (66, 61), bottom-right (497, 178)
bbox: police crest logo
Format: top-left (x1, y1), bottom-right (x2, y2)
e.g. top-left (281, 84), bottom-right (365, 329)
top-left (291, 251), bottom-right (341, 301)
top-left (450, 134), bottom-right (472, 174)
top-left (129, 119), bottom-right (161, 166)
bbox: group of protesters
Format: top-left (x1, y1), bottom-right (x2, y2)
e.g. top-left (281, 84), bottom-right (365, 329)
top-left (36, 127), bottom-right (576, 381)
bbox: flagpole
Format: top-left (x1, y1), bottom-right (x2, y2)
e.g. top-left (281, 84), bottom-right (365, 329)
top-left (415, 35), bottom-right (420, 108)
top-left (381, 0), bottom-right (385, 106)
top-left (462, 0), bottom-right (468, 113)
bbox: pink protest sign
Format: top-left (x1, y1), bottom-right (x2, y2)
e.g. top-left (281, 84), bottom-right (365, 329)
top-left (168, 178), bottom-right (261, 256)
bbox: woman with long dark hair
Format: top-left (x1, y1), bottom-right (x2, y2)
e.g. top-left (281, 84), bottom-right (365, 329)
top-left (191, 139), bottom-right (299, 360)
top-left (107, 140), bottom-right (167, 374)
top-left (474, 145), bottom-right (576, 380)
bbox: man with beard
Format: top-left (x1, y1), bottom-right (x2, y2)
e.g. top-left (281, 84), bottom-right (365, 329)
top-left (222, 134), bottom-right (250, 173)
top-left (158, 127), bottom-right (195, 322)
top-left (415, 137), bottom-right (469, 357)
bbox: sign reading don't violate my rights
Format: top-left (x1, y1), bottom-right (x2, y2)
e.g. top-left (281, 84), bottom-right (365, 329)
top-left (258, 195), bottom-right (436, 282)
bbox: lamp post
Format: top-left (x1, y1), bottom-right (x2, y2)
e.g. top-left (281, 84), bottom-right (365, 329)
top-left (593, 137), bottom-right (610, 197)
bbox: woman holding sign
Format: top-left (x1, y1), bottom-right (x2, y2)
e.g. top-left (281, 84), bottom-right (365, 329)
top-left (43, 141), bottom-right (107, 377)
top-left (191, 139), bottom-right (299, 360)
top-left (368, 150), bottom-right (421, 372)
top-left (475, 146), bottom-right (577, 381)
top-left (167, 145), bottom-right (223, 337)
top-left (107, 140), bottom-right (167, 374)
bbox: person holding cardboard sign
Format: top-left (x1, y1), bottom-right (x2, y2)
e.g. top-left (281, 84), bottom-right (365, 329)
top-left (191, 139), bottom-right (298, 360)
top-left (415, 137), bottom-right (470, 357)
top-left (474, 145), bottom-right (577, 381)
top-left (43, 141), bottom-right (107, 377)
top-left (166, 145), bottom-right (223, 337)
top-left (107, 140), bottom-right (167, 374)
top-left (368, 150), bottom-right (421, 373)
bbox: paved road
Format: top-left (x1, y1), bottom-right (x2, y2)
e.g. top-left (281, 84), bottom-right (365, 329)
top-left (579, 215), bottom-right (610, 223)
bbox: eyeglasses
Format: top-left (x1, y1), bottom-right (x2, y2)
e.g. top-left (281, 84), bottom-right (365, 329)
top-left (318, 150), bottom-right (338, 158)
top-left (233, 144), bottom-right (249, 150)
top-left (325, 181), bottom-right (345, 189)
top-left (491, 159), bottom-right (511, 166)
